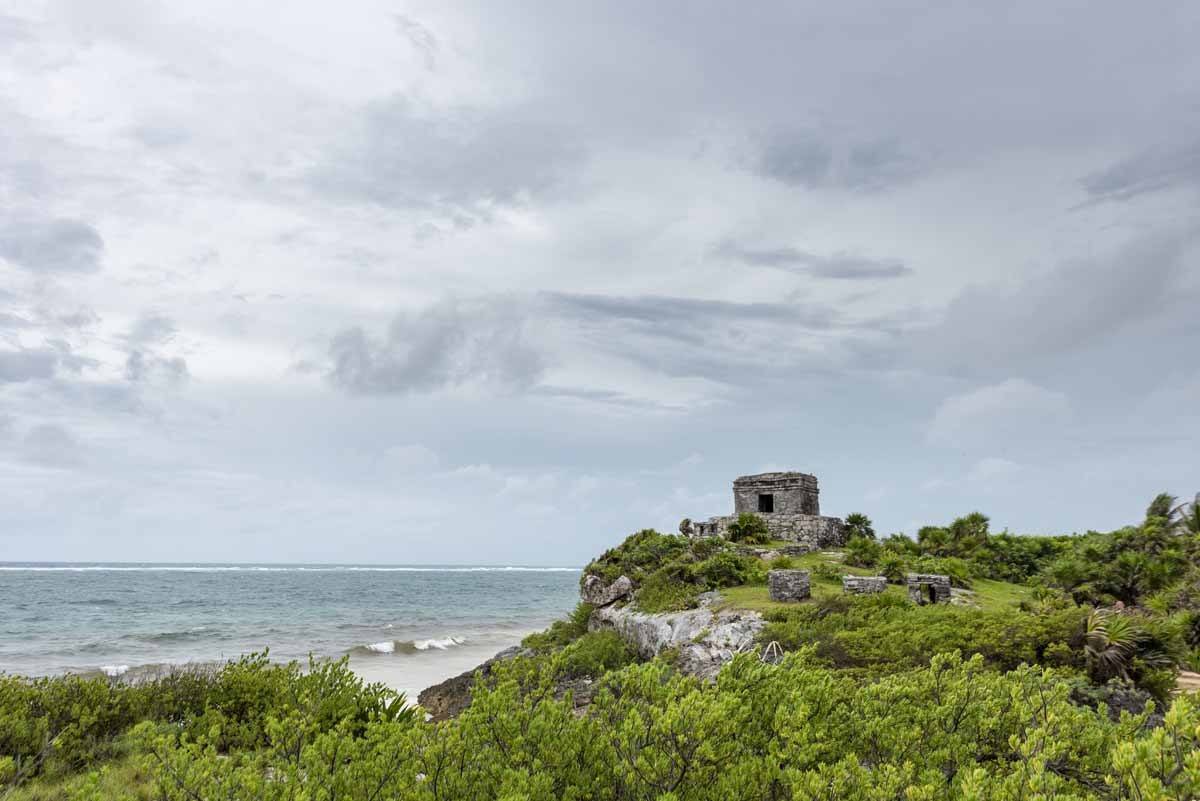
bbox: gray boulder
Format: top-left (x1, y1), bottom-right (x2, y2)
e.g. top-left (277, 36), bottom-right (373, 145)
top-left (580, 574), bottom-right (634, 606)
top-left (767, 569), bottom-right (811, 602)
top-left (589, 603), bottom-right (764, 680)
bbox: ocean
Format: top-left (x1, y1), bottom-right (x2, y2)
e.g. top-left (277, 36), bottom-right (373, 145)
top-left (0, 563), bottom-right (581, 697)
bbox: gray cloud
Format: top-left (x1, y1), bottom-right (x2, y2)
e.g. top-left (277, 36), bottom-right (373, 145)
top-left (1081, 138), bottom-right (1200, 203)
top-left (122, 314), bottom-right (187, 385)
top-left (125, 350), bottom-right (189, 385)
top-left (327, 297), bottom-right (545, 394)
top-left (0, 348), bottom-right (57, 383)
top-left (56, 307), bottom-right (100, 329)
top-left (755, 131), bottom-right (923, 192)
top-left (713, 241), bottom-right (910, 279)
top-left (126, 314), bottom-right (178, 346)
top-left (0, 311), bottom-right (32, 330)
top-left (542, 291), bottom-right (865, 386)
top-left (21, 423), bottom-right (83, 468)
top-left (314, 97), bottom-right (583, 219)
top-left (756, 131), bottom-right (832, 188)
top-left (394, 15), bottom-right (437, 70)
top-left (0, 218), bottom-right (104, 273)
top-left (914, 229), bottom-right (1196, 372)
top-left (546, 292), bottom-right (838, 329)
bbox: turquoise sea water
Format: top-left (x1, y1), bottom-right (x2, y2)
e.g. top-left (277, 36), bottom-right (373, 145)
top-left (0, 563), bottom-right (580, 693)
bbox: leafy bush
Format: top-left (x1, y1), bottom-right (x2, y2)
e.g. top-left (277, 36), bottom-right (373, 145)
top-left (973, 532), bottom-right (1071, 582)
top-left (878, 552), bottom-right (908, 583)
top-left (689, 536), bottom-right (726, 560)
top-left (0, 653), bottom-right (411, 789)
top-left (636, 570), bottom-right (701, 613)
top-left (523, 602), bottom-right (595, 651)
top-left (582, 528), bottom-right (691, 586)
top-left (881, 533), bottom-right (921, 556)
top-left (768, 555), bottom-right (796, 570)
top-left (761, 595), bottom-right (1087, 674)
top-left (130, 650), bottom-right (1200, 801)
top-left (911, 555), bottom-right (974, 588)
top-left (843, 535), bottom-right (881, 568)
top-left (585, 528), bottom-right (770, 614)
top-left (810, 562), bottom-right (842, 582)
top-left (726, 513), bottom-right (771, 544)
top-left (554, 631), bottom-right (637, 678)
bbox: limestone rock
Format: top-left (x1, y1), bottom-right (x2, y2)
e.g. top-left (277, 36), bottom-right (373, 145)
top-left (580, 574), bottom-right (634, 606)
top-left (417, 645), bottom-right (525, 721)
top-left (767, 569), bottom-right (811, 602)
top-left (589, 603), bottom-right (764, 680)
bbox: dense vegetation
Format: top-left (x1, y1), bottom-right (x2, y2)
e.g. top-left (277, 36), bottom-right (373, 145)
top-left (5, 650), bottom-right (1200, 800)
top-left (5, 492), bottom-right (1200, 800)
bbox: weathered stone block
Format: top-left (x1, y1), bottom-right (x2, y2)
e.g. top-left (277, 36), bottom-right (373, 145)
top-left (580, 574), bottom-right (633, 607)
top-left (842, 575), bottom-right (887, 594)
top-left (767, 569), bottom-right (811, 602)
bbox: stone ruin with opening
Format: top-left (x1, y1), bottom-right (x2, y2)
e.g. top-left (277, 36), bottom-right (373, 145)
top-left (687, 471), bottom-right (846, 549)
top-left (906, 573), bottom-right (951, 605)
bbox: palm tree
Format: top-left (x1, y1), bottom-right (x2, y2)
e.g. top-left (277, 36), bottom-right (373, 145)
top-left (1146, 492), bottom-right (1177, 522)
top-left (1171, 493), bottom-right (1200, 535)
top-left (1085, 608), bottom-right (1141, 682)
top-left (844, 513), bottom-right (875, 540)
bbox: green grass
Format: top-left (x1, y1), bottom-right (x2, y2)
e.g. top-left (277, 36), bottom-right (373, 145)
top-left (4, 751), bottom-right (156, 801)
top-left (968, 577), bottom-right (1035, 608)
top-left (713, 550), bottom-right (1032, 614)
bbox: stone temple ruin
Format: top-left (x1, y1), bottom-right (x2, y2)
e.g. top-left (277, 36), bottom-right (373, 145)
top-left (688, 471), bottom-right (846, 549)
top-left (906, 573), bottom-right (951, 605)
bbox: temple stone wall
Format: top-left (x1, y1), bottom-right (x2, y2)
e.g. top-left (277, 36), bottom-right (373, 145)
top-left (688, 470), bottom-right (846, 548)
top-left (694, 513), bottom-right (845, 549)
top-left (732, 472), bottom-right (820, 515)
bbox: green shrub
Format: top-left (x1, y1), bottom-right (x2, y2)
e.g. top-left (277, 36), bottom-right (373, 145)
top-left (726, 513), bottom-right (770, 544)
top-left (690, 536), bottom-right (726, 560)
top-left (133, 650), bottom-right (1200, 801)
top-left (582, 529), bottom-right (692, 586)
top-left (881, 533), bottom-right (921, 556)
top-left (554, 631), bottom-right (637, 678)
top-left (636, 570), bottom-right (701, 613)
top-left (523, 603), bottom-right (595, 651)
top-left (768, 555), bottom-right (796, 570)
top-left (878, 552), bottom-right (908, 583)
top-left (811, 562), bottom-right (842, 582)
top-left (761, 595), bottom-right (1086, 673)
top-left (911, 555), bottom-right (974, 587)
top-left (844, 535), bottom-right (882, 568)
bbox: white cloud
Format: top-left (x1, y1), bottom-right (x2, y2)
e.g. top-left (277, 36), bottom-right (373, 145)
top-left (966, 457), bottom-right (1022, 484)
top-left (929, 379), bottom-right (1069, 448)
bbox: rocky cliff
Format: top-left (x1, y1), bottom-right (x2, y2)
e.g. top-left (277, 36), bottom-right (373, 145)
top-left (588, 596), bottom-right (764, 680)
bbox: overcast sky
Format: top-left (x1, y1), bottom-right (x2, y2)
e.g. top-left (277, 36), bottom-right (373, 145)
top-left (2, 1), bottom-right (1198, 565)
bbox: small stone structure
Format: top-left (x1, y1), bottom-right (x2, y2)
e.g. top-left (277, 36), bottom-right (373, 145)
top-left (690, 472), bottom-right (846, 549)
top-left (842, 575), bottom-right (887, 594)
top-left (906, 573), bottom-right (952, 605)
top-left (768, 569), bottom-right (811, 602)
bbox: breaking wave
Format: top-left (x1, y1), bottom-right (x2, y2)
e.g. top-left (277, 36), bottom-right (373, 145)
top-left (348, 636), bottom-right (466, 657)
